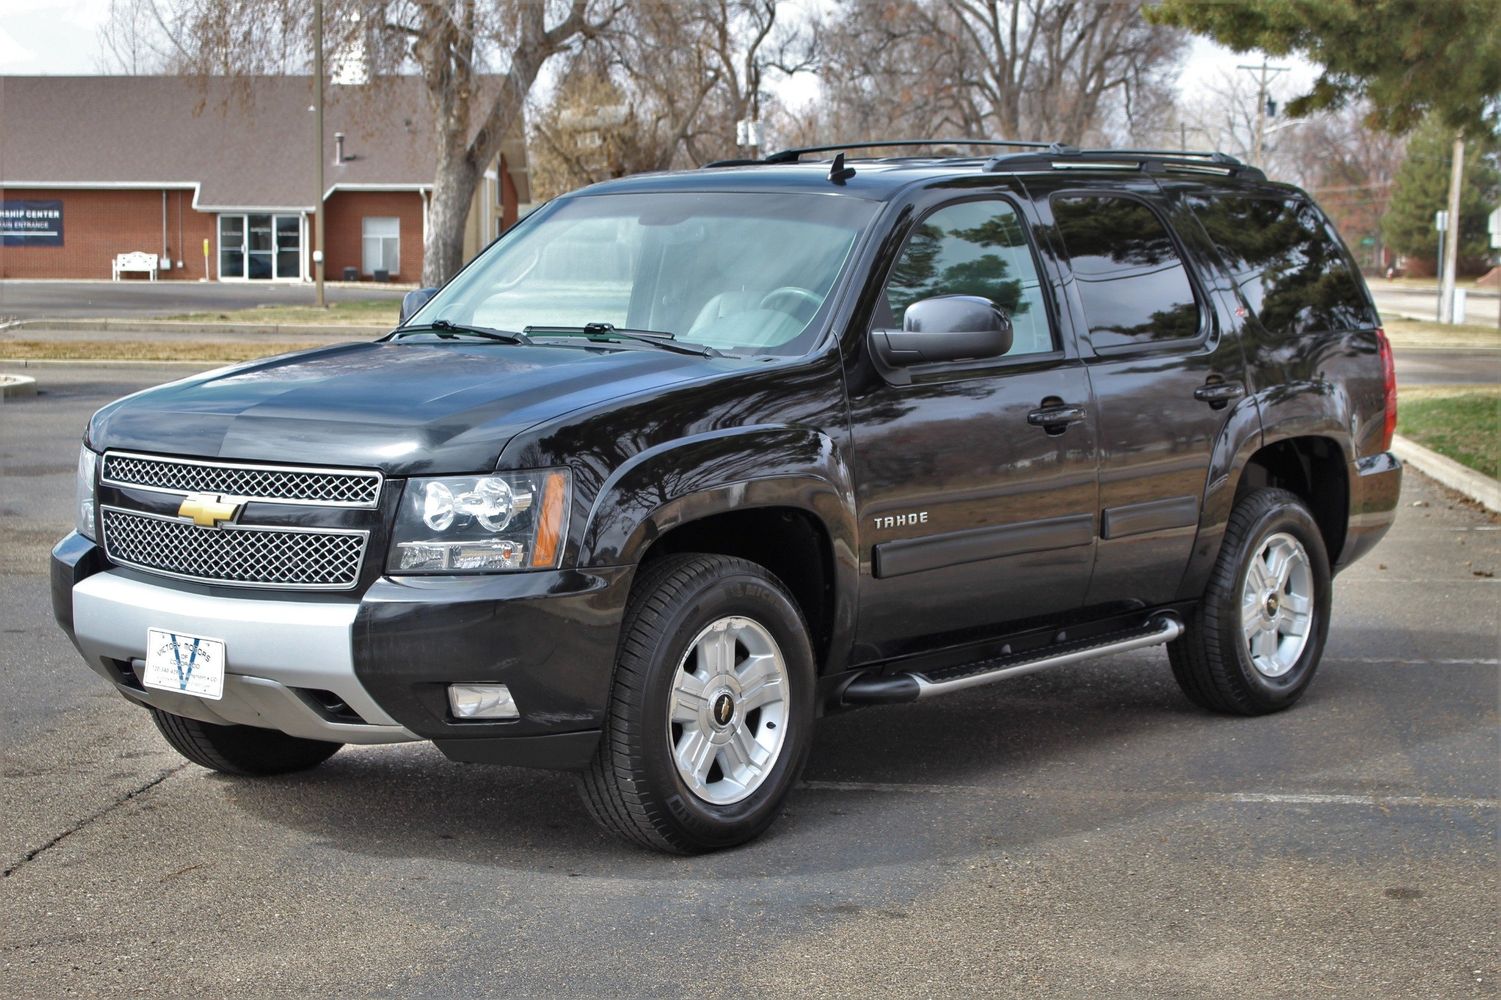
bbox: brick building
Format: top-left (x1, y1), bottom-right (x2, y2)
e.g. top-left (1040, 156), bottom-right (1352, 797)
top-left (0, 75), bottom-right (532, 282)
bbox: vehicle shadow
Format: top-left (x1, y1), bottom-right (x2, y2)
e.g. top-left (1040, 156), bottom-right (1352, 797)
top-left (217, 637), bottom-right (1493, 878)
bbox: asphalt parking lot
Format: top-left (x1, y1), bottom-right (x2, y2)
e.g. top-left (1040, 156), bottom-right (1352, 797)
top-left (1, 363), bottom-right (1497, 999)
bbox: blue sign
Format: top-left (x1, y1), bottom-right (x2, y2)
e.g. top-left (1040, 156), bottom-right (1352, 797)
top-left (1, 200), bottom-right (63, 246)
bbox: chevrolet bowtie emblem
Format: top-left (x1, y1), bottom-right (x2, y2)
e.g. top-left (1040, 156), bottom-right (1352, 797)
top-left (178, 493), bottom-right (242, 528)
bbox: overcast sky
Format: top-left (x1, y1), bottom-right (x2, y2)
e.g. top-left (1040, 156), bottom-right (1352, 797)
top-left (0, 0), bottom-right (1317, 114)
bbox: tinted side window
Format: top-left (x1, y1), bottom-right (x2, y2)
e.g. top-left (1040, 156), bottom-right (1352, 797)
top-left (1187, 194), bottom-right (1376, 333)
top-left (1050, 195), bottom-right (1201, 351)
top-left (882, 199), bottom-right (1054, 356)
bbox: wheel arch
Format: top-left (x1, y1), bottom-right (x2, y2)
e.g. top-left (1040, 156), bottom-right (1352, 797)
top-left (578, 426), bottom-right (859, 673)
top-left (1234, 434), bottom-right (1350, 566)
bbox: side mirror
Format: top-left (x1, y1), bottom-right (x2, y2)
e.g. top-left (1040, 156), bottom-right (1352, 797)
top-left (399, 287), bottom-right (439, 325)
top-left (870, 295), bottom-right (1014, 366)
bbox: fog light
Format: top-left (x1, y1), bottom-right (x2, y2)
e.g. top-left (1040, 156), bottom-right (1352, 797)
top-left (448, 683), bottom-right (519, 719)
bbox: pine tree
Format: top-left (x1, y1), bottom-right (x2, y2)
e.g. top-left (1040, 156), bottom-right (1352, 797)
top-left (1382, 118), bottom-right (1500, 264)
top-left (1148, 0), bottom-right (1501, 135)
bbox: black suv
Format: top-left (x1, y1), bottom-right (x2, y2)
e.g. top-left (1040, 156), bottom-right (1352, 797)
top-left (53, 141), bottom-right (1401, 852)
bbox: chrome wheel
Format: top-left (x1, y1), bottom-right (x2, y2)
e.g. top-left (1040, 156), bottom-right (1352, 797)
top-left (1240, 531), bottom-right (1314, 678)
top-left (667, 615), bottom-right (790, 805)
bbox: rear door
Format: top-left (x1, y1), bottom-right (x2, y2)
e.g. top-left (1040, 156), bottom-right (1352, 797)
top-left (1023, 175), bottom-right (1252, 609)
top-left (843, 184), bottom-right (1098, 661)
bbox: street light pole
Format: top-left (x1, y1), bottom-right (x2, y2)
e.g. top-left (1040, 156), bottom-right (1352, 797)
top-left (1238, 57), bottom-right (1289, 168)
top-left (313, 0), bottom-right (326, 309)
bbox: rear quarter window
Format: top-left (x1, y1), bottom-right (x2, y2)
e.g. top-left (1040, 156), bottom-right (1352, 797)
top-left (1186, 193), bottom-right (1376, 334)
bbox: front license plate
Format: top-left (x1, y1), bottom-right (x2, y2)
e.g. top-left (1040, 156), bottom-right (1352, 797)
top-left (143, 628), bottom-right (226, 701)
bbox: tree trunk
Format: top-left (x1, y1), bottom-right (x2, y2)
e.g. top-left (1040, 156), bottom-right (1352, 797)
top-left (423, 152), bottom-right (479, 289)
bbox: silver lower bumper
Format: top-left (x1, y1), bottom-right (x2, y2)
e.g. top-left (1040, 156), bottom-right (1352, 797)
top-left (72, 569), bottom-right (417, 745)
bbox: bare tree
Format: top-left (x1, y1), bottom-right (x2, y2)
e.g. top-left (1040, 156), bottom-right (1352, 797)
top-left (1173, 66), bottom-right (1306, 178)
top-left (529, 0), bottom-right (815, 197)
top-left (1282, 103), bottom-right (1408, 269)
top-left (812, 0), bottom-right (1184, 145)
top-left (98, 0), bottom-right (619, 285)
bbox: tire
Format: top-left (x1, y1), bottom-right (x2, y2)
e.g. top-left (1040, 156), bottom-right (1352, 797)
top-left (578, 553), bottom-right (816, 853)
top-left (149, 707), bottom-right (342, 775)
top-left (1169, 487), bottom-right (1332, 715)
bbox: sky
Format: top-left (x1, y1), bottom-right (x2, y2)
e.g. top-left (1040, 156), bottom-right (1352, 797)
top-left (0, 0), bottom-right (1318, 119)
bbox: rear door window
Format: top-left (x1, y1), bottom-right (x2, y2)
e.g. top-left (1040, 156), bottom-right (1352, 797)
top-left (1049, 194), bottom-right (1202, 352)
top-left (1186, 193), bottom-right (1376, 333)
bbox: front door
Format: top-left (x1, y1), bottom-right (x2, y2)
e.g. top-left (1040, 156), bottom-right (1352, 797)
top-left (845, 189), bottom-right (1099, 662)
top-left (218, 214), bottom-right (302, 280)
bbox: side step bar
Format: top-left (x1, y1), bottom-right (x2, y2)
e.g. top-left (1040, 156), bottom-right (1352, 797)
top-left (841, 615), bottom-right (1185, 706)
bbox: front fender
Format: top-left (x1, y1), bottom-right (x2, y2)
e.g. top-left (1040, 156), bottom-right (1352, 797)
top-left (579, 425), bottom-right (857, 569)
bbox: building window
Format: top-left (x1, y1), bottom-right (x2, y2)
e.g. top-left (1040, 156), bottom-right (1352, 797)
top-left (362, 217), bottom-right (400, 276)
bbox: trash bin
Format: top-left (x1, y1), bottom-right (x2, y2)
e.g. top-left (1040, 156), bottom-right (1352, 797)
top-left (342, 266), bottom-right (359, 282)
top-left (373, 269), bottom-right (389, 283)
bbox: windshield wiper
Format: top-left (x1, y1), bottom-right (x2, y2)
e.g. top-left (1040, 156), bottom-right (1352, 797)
top-left (523, 323), bottom-right (722, 358)
top-left (389, 319), bottom-right (531, 345)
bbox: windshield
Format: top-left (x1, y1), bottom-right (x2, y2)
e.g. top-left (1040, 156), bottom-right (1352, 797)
top-left (409, 190), bottom-right (879, 357)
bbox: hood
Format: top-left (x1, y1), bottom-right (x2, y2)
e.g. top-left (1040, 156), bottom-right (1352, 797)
top-left (89, 341), bottom-right (734, 475)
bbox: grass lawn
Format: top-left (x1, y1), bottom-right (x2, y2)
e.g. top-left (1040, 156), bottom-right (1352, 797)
top-left (1398, 385), bottom-right (1501, 480)
top-left (163, 299), bottom-right (399, 326)
top-left (0, 340), bottom-right (322, 362)
top-left (1383, 318), bottom-right (1501, 350)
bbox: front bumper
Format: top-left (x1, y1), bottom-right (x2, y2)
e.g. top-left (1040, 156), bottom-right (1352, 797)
top-left (52, 533), bottom-right (633, 769)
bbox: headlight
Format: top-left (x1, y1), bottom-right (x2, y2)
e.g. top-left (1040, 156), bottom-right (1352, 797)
top-left (76, 445), bottom-right (99, 541)
top-left (389, 469), bottom-right (570, 573)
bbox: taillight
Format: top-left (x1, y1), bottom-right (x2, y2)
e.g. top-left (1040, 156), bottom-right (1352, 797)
top-left (1376, 327), bottom-right (1397, 452)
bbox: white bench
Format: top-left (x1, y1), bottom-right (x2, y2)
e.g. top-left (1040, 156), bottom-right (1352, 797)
top-left (112, 252), bottom-right (159, 281)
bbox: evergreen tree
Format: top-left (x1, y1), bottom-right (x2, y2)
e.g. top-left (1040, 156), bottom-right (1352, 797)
top-left (1382, 118), bottom-right (1500, 263)
top-left (1147, 0), bottom-right (1501, 135)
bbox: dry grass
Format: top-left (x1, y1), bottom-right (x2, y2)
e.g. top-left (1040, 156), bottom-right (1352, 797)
top-left (1384, 318), bottom-right (1501, 350)
top-left (0, 340), bottom-right (322, 361)
top-left (163, 299), bottom-right (399, 326)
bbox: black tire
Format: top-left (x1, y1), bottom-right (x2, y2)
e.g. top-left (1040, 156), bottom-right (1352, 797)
top-left (1170, 487), bottom-right (1332, 715)
top-left (149, 707), bottom-right (342, 775)
top-left (578, 554), bottom-right (816, 853)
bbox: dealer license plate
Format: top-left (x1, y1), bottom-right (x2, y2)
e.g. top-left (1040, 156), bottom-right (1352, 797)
top-left (143, 628), bottom-right (226, 701)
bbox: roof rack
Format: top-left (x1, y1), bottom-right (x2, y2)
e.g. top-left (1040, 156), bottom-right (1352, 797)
top-left (702, 139), bottom-right (1266, 182)
top-left (983, 146), bottom-right (1264, 180)
top-left (704, 139), bottom-right (1063, 169)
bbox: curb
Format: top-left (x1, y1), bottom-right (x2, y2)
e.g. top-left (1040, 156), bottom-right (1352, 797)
top-left (0, 373), bottom-right (38, 398)
top-left (0, 318), bottom-right (389, 337)
top-left (1391, 434), bottom-right (1501, 514)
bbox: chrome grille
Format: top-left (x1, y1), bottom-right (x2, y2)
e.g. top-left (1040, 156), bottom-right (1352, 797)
top-left (102, 452), bottom-right (381, 507)
top-left (101, 507), bottom-right (367, 590)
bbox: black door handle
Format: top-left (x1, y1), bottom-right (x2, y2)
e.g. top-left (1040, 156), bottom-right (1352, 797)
top-left (1027, 404), bottom-right (1087, 432)
top-left (1193, 381), bottom-right (1246, 408)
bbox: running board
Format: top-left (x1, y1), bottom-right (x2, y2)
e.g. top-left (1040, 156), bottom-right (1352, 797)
top-left (841, 615), bottom-right (1184, 705)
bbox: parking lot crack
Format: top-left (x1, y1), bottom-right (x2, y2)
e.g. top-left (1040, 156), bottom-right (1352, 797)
top-left (2, 764), bottom-right (186, 878)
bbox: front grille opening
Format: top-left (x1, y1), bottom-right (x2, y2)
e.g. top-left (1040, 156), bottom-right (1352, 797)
top-left (101, 507), bottom-right (366, 590)
top-left (294, 688), bottom-right (369, 725)
top-left (103, 453), bottom-right (381, 507)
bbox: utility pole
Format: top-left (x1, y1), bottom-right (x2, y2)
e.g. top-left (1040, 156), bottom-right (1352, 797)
top-left (313, 0), bottom-right (326, 308)
top-left (1439, 135), bottom-right (1465, 324)
top-left (1238, 57), bottom-right (1289, 168)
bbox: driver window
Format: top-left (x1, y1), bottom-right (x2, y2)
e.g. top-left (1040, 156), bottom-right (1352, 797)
top-left (881, 199), bottom-right (1054, 356)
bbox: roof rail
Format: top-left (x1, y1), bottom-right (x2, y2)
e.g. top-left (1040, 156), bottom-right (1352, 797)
top-left (983, 147), bottom-right (1264, 180)
top-left (703, 139), bottom-right (1063, 168)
